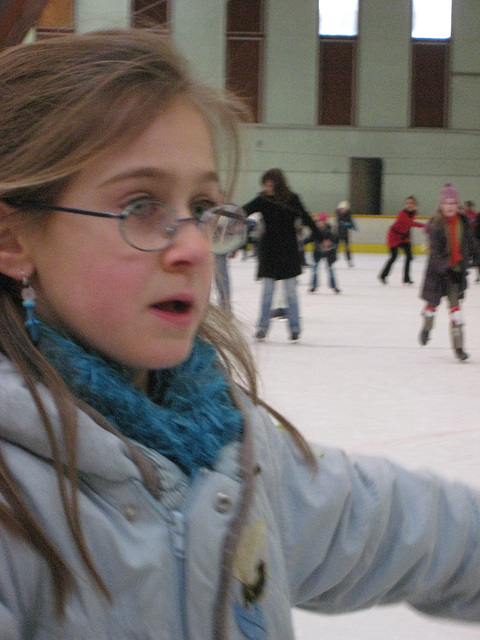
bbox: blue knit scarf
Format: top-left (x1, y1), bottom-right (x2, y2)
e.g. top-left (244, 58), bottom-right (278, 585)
top-left (37, 323), bottom-right (243, 476)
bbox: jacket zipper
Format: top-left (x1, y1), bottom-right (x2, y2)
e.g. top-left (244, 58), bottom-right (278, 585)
top-left (170, 509), bottom-right (189, 640)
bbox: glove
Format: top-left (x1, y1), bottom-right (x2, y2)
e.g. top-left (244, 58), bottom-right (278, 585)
top-left (448, 268), bottom-right (463, 283)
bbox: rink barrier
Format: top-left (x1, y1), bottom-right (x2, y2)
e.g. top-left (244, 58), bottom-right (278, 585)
top-left (309, 214), bottom-right (430, 255)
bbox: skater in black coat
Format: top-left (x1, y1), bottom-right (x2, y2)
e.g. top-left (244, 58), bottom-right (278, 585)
top-left (242, 168), bottom-right (323, 341)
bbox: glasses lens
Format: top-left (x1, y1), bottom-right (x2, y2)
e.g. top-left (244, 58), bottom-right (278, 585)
top-left (121, 200), bottom-right (175, 251)
top-left (203, 204), bottom-right (246, 255)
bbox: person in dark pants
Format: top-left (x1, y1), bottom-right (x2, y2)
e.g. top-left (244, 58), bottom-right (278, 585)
top-left (379, 196), bottom-right (425, 284)
top-left (335, 201), bottom-right (356, 266)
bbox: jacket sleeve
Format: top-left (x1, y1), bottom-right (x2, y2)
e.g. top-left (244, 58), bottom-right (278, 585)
top-left (291, 195), bottom-right (324, 243)
top-left (411, 220), bottom-right (426, 229)
top-left (242, 196), bottom-right (263, 216)
top-left (257, 414), bottom-right (480, 621)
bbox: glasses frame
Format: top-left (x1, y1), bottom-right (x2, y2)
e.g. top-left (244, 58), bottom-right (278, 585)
top-left (15, 199), bottom-right (246, 254)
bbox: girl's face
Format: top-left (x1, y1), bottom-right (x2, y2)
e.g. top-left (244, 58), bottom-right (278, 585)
top-left (22, 98), bottom-right (218, 371)
top-left (441, 198), bottom-right (459, 218)
top-left (404, 198), bottom-right (416, 212)
top-left (262, 180), bottom-right (275, 196)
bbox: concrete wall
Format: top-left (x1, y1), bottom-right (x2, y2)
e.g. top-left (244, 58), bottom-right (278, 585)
top-left (75, 0), bottom-right (129, 31)
top-left (74, 0), bottom-right (480, 217)
top-left (235, 125), bottom-right (479, 217)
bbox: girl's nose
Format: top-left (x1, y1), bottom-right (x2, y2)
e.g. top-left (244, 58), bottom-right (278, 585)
top-left (161, 220), bottom-right (212, 267)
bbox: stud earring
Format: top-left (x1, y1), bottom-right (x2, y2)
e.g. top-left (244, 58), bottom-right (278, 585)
top-left (21, 276), bottom-right (41, 344)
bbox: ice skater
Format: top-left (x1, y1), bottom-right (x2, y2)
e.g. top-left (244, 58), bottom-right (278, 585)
top-left (379, 196), bottom-right (425, 284)
top-left (242, 168), bottom-right (323, 342)
top-left (307, 213), bottom-right (341, 293)
top-left (335, 200), bottom-right (356, 266)
top-left (419, 184), bottom-right (479, 360)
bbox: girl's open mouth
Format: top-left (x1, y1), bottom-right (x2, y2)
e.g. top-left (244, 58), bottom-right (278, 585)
top-left (153, 300), bottom-right (192, 314)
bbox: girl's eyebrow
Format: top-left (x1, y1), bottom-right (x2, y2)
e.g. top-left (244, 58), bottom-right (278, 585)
top-left (99, 167), bottom-right (220, 187)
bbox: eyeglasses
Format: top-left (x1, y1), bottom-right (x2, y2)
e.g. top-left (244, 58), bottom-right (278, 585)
top-left (17, 199), bottom-right (247, 255)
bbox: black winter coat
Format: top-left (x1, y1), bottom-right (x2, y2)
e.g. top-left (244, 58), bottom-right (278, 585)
top-left (335, 210), bottom-right (356, 241)
top-left (421, 213), bottom-right (478, 306)
top-left (242, 193), bottom-right (323, 280)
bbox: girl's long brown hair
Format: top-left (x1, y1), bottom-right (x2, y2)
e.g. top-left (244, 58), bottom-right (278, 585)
top-left (0, 29), bottom-right (315, 613)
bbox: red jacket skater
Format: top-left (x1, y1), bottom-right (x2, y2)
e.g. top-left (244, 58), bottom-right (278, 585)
top-left (387, 207), bottom-right (425, 248)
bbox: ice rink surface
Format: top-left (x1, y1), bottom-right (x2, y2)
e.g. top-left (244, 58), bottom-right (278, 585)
top-left (222, 250), bottom-right (480, 640)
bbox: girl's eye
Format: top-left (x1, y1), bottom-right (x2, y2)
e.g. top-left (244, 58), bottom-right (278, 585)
top-left (191, 199), bottom-right (217, 220)
top-left (128, 200), bottom-right (157, 217)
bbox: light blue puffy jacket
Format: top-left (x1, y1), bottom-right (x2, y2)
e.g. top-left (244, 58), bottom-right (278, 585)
top-left (0, 354), bottom-right (479, 639)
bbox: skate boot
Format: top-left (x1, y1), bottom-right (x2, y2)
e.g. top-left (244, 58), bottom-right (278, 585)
top-left (451, 324), bottom-right (469, 361)
top-left (455, 348), bottom-right (469, 361)
top-left (419, 315), bottom-right (434, 346)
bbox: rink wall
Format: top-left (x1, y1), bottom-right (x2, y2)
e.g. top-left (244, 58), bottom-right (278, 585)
top-left (320, 214), bottom-right (430, 255)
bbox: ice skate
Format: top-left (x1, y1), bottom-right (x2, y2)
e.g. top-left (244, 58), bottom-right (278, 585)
top-left (419, 329), bottom-right (430, 345)
top-left (451, 324), bottom-right (468, 361)
top-left (419, 314), bottom-right (434, 346)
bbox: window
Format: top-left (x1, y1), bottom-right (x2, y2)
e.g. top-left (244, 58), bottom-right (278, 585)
top-left (318, 0), bottom-right (358, 36)
top-left (411, 41), bottom-right (449, 127)
top-left (318, 1), bottom-right (358, 125)
top-left (411, 0), bottom-right (451, 127)
top-left (226, 0), bottom-right (264, 123)
top-left (412, 0), bottom-right (452, 39)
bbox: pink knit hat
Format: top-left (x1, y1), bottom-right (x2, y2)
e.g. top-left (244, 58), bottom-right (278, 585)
top-left (438, 183), bottom-right (460, 204)
top-left (316, 212), bottom-right (328, 222)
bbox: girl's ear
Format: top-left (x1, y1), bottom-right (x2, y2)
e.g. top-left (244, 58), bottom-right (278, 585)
top-left (0, 201), bottom-right (35, 280)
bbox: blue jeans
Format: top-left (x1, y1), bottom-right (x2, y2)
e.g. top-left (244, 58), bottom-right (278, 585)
top-left (258, 277), bottom-right (300, 334)
top-left (311, 260), bottom-right (337, 290)
top-left (214, 254), bottom-right (231, 312)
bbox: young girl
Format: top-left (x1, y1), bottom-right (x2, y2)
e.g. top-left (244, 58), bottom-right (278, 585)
top-left (307, 213), bottom-right (340, 293)
top-left (419, 183), bottom-right (478, 360)
top-left (1, 31), bottom-right (480, 639)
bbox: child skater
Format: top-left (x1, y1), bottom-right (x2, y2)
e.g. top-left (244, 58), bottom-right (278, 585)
top-left (2, 31), bottom-right (480, 640)
top-left (379, 195), bottom-right (426, 285)
top-left (307, 213), bottom-right (341, 293)
top-left (419, 183), bottom-right (478, 361)
top-left (335, 200), bottom-right (356, 266)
